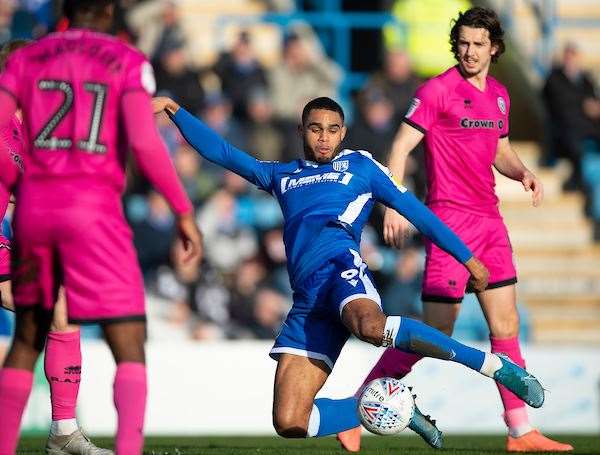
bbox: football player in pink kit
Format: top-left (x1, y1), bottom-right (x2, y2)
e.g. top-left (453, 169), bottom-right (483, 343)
top-left (338, 7), bottom-right (572, 453)
top-left (0, 1), bottom-right (202, 454)
top-left (0, 39), bottom-right (111, 454)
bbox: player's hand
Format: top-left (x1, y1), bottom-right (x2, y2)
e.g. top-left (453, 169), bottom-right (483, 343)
top-left (152, 96), bottom-right (180, 116)
top-left (383, 208), bottom-right (412, 249)
top-left (175, 212), bottom-right (203, 264)
top-left (465, 257), bottom-right (489, 293)
top-left (521, 170), bottom-right (543, 207)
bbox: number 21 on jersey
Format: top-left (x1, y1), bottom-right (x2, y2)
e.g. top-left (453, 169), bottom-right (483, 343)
top-left (35, 80), bottom-right (107, 154)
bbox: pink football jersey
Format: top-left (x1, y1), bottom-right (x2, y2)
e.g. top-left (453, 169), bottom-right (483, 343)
top-left (404, 66), bottom-right (510, 217)
top-left (0, 29), bottom-right (156, 201)
top-left (0, 115), bottom-right (24, 217)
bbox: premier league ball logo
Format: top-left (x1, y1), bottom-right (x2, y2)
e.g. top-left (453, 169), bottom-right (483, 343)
top-left (497, 97), bottom-right (506, 114)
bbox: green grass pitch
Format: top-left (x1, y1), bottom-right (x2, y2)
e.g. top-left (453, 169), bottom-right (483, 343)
top-left (17, 435), bottom-right (600, 454)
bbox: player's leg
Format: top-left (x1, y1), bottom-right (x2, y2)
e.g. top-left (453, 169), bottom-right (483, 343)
top-left (273, 354), bottom-right (360, 439)
top-left (478, 285), bottom-right (572, 452)
top-left (357, 302), bottom-right (460, 391)
top-left (44, 293), bottom-right (112, 455)
top-left (341, 297), bottom-right (544, 407)
top-left (0, 306), bottom-right (52, 454)
top-left (270, 258), bottom-right (364, 441)
top-left (58, 207), bottom-right (147, 454)
top-left (45, 291), bottom-right (82, 439)
top-left (102, 321), bottom-right (147, 455)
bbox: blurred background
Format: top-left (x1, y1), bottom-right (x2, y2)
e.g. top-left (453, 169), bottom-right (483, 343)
top-left (0, 0), bottom-right (599, 437)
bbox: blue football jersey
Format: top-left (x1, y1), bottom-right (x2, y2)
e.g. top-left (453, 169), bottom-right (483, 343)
top-left (172, 108), bottom-right (472, 288)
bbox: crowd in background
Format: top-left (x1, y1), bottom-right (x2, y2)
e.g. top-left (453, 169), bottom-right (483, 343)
top-left (6, 0), bottom-right (600, 342)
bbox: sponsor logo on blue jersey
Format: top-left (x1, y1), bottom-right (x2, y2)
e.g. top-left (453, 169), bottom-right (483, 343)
top-left (280, 172), bottom-right (353, 194)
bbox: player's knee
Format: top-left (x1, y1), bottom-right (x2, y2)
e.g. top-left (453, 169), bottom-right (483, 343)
top-left (423, 315), bottom-right (456, 336)
top-left (272, 408), bottom-right (309, 438)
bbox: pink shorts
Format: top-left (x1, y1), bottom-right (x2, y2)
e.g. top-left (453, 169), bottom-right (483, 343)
top-left (12, 203), bottom-right (145, 323)
top-left (0, 235), bottom-right (10, 281)
top-left (422, 206), bottom-right (517, 303)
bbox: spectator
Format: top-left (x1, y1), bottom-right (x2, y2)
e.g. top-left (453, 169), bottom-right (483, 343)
top-left (154, 37), bottom-right (205, 112)
top-left (362, 49), bottom-right (420, 125)
top-left (197, 189), bottom-right (258, 273)
top-left (248, 287), bottom-right (288, 339)
top-left (200, 92), bottom-right (247, 151)
top-left (243, 89), bottom-right (284, 162)
top-left (130, 191), bottom-right (176, 277)
top-left (173, 143), bottom-right (219, 206)
top-left (126, 0), bottom-right (185, 59)
top-left (542, 43), bottom-right (600, 191)
top-left (0, 0), bottom-right (16, 44)
top-left (382, 247), bottom-right (424, 319)
top-left (345, 89), bottom-right (397, 163)
top-left (270, 30), bottom-right (342, 159)
top-left (214, 31), bottom-right (269, 121)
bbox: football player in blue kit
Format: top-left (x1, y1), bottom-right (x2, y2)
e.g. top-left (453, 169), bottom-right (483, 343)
top-left (152, 96), bottom-right (544, 445)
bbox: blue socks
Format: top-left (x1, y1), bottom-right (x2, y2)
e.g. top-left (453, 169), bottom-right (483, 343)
top-left (385, 316), bottom-right (486, 372)
top-left (308, 397), bottom-right (359, 437)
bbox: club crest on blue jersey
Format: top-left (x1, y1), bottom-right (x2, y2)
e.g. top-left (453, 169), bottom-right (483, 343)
top-left (333, 160), bottom-right (349, 172)
top-left (497, 96), bottom-right (506, 114)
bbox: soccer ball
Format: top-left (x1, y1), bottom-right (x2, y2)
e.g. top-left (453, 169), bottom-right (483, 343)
top-left (358, 377), bottom-right (415, 435)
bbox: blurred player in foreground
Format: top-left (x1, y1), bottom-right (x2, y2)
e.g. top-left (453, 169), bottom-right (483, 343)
top-left (154, 94), bottom-right (544, 448)
top-left (0, 1), bottom-right (201, 454)
top-left (0, 38), bottom-right (112, 455)
top-left (338, 7), bottom-right (572, 453)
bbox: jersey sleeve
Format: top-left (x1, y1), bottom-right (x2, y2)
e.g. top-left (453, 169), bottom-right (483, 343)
top-left (402, 80), bottom-right (442, 133)
top-left (171, 107), bottom-right (276, 192)
top-left (122, 52), bottom-right (156, 95)
top-left (0, 51), bottom-right (24, 102)
top-left (122, 91), bottom-right (192, 215)
top-left (365, 155), bottom-right (473, 264)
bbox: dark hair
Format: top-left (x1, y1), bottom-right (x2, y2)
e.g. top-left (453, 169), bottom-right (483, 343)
top-left (301, 97), bottom-right (345, 125)
top-left (63, 0), bottom-right (115, 21)
top-left (449, 7), bottom-right (505, 63)
top-left (0, 39), bottom-right (31, 72)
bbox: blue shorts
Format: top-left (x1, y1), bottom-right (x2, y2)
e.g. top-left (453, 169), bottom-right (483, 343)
top-left (270, 249), bottom-right (382, 371)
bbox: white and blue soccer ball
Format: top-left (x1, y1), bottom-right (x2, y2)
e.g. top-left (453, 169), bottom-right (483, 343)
top-left (358, 377), bottom-right (415, 435)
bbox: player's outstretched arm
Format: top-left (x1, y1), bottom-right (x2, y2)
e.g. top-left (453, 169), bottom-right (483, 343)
top-left (383, 122), bottom-right (425, 248)
top-left (369, 161), bottom-right (489, 291)
top-left (153, 96), bottom-right (274, 191)
top-left (494, 137), bottom-right (544, 207)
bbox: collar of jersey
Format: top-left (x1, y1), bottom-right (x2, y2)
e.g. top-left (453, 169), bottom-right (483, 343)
top-left (301, 149), bottom-right (358, 167)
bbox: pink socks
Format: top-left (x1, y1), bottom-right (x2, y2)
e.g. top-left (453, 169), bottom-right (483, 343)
top-left (356, 348), bottom-right (422, 396)
top-left (0, 368), bottom-right (33, 455)
top-left (114, 362), bottom-right (147, 455)
top-left (490, 335), bottom-right (533, 437)
top-left (44, 330), bottom-right (81, 422)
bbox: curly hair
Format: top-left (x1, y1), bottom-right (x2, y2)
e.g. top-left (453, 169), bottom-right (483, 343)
top-left (449, 7), bottom-right (505, 63)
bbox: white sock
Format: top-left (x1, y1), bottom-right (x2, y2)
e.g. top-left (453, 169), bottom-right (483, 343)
top-left (306, 404), bottom-right (320, 437)
top-left (479, 353), bottom-right (503, 378)
top-left (50, 419), bottom-right (78, 437)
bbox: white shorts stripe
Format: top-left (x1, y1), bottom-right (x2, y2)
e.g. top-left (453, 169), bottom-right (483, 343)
top-left (269, 347), bottom-right (334, 371)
